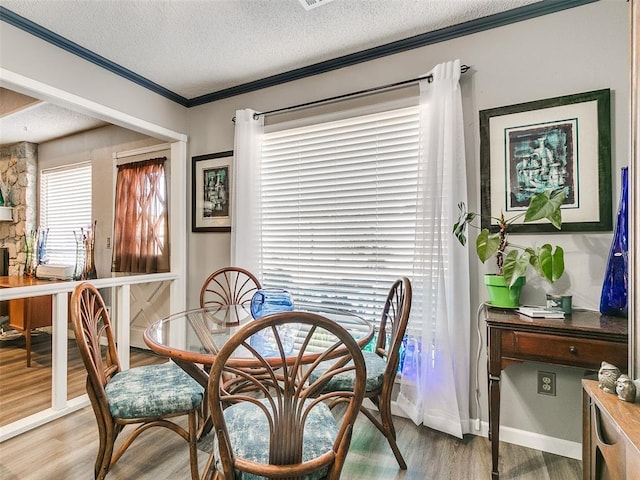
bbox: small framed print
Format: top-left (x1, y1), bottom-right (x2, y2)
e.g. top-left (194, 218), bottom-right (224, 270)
top-left (192, 150), bottom-right (233, 232)
top-left (480, 89), bottom-right (612, 233)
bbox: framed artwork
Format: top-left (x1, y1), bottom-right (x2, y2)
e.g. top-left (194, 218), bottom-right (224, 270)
top-left (479, 89), bottom-right (612, 233)
top-left (192, 150), bottom-right (233, 232)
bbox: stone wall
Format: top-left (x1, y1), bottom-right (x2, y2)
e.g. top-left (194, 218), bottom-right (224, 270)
top-left (0, 142), bottom-right (38, 276)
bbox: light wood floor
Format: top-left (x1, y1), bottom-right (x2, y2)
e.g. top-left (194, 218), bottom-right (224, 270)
top-left (0, 405), bottom-right (582, 480)
top-left (0, 332), bottom-right (582, 479)
top-left (0, 330), bottom-right (166, 426)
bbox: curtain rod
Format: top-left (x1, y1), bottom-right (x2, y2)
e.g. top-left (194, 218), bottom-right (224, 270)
top-left (248, 64), bottom-right (470, 120)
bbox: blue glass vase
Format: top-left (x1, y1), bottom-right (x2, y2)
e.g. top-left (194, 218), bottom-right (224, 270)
top-left (600, 167), bottom-right (628, 317)
top-left (250, 288), bottom-right (294, 319)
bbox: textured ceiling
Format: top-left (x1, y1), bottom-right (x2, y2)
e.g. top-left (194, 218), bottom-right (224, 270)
top-left (0, 88), bottom-right (109, 145)
top-left (0, 0), bottom-right (540, 99)
top-left (0, 0), bottom-right (543, 146)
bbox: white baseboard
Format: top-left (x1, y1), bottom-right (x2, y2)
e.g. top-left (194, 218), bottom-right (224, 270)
top-left (486, 421), bottom-right (581, 460)
top-left (389, 401), bottom-right (581, 460)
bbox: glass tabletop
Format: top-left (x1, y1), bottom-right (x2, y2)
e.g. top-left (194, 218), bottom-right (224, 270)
top-left (144, 302), bottom-right (374, 366)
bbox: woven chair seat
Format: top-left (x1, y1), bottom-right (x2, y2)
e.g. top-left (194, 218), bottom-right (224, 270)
top-left (309, 351), bottom-right (386, 393)
top-left (105, 363), bottom-right (204, 419)
top-left (214, 399), bottom-right (337, 480)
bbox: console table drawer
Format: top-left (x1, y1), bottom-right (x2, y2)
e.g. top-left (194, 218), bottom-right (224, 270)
top-left (502, 331), bottom-right (627, 369)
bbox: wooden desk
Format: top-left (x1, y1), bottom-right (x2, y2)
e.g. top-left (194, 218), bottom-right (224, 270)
top-left (485, 307), bottom-right (628, 480)
top-left (582, 379), bottom-right (640, 480)
top-left (0, 276), bottom-right (56, 367)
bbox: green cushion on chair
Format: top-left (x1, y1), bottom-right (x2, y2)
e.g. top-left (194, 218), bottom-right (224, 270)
top-left (105, 362), bottom-right (204, 419)
top-left (309, 351), bottom-right (386, 393)
top-left (214, 399), bottom-right (337, 480)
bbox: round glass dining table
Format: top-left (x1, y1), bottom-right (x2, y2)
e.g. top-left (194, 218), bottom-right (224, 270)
top-left (143, 302), bottom-right (374, 388)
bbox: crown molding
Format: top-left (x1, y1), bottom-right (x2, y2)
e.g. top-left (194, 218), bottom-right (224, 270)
top-left (1, 0), bottom-right (597, 108)
top-left (0, 6), bottom-right (190, 106)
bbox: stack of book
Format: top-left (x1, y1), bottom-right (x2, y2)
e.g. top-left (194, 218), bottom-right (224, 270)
top-left (516, 305), bottom-right (565, 319)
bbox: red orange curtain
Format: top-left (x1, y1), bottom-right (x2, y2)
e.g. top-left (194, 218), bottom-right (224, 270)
top-left (112, 158), bottom-right (169, 273)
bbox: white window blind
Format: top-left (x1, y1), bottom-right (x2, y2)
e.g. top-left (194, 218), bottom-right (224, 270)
top-left (260, 106), bottom-right (419, 321)
top-left (39, 163), bottom-right (92, 266)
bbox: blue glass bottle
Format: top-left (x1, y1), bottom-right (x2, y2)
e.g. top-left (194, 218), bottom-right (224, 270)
top-left (600, 167), bottom-right (628, 317)
top-left (397, 335), bottom-right (407, 374)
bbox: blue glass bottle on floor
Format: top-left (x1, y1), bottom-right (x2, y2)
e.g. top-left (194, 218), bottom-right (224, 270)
top-left (600, 166), bottom-right (628, 317)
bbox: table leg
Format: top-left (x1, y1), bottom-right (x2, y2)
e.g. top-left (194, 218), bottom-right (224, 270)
top-left (487, 358), bottom-right (492, 441)
top-left (487, 325), bottom-right (502, 480)
top-left (25, 328), bottom-right (32, 367)
top-left (173, 359), bottom-right (213, 438)
top-left (174, 359), bottom-right (210, 388)
top-left (489, 372), bottom-right (501, 480)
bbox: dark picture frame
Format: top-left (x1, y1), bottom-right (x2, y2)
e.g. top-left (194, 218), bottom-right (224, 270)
top-left (479, 89), bottom-right (612, 233)
top-left (192, 150), bottom-right (233, 232)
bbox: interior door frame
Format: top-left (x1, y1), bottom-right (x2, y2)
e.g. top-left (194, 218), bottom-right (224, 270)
top-left (630, 0), bottom-right (639, 378)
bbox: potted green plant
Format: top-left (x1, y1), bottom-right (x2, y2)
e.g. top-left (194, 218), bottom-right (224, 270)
top-left (453, 189), bottom-right (566, 307)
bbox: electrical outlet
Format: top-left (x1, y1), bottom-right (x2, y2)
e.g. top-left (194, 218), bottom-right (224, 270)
top-left (537, 371), bottom-right (556, 396)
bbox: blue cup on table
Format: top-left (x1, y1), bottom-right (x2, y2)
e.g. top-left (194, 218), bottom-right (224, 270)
top-left (250, 288), bottom-right (294, 319)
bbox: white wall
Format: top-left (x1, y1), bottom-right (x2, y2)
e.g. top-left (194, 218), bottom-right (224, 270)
top-left (186, 0), bottom-right (629, 451)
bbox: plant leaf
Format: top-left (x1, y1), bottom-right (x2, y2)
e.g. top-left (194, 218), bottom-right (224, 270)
top-left (453, 202), bottom-right (477, 246)
top-left (530, 244), bottom-right (565, 283)
top-left (546, 209), bottom-right (562, 230)
top-left (524, 246), bottom-right (536, 263)
top-left (502, 249), bottom-right (530, 288)
top-left (476, 229), bottom-right (500, 263)
top-left (535, 244), bottom-right (553, 281)
top-left (551, 245), bottom-right (565, 282)
top-left (524, 189), bottom-right (566, 229)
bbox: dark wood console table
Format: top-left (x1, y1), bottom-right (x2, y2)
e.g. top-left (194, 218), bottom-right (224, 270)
top-left (485, 306), bottom-right (628, 480)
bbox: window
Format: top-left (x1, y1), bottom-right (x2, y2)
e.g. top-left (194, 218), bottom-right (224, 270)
top-left (260, 106), bottom-right (420, 319)
top-left (112, 158), bottom-right (169, 274)
top-left (39, 162), bottom-right (92, 266)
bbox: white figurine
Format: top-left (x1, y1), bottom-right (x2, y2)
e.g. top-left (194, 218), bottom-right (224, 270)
top-left (598, 361), bottom-right (621, 394)
top-left (616, 374), bottom-right (636, 402)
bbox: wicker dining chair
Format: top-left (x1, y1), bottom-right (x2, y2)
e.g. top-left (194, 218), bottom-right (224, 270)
top-left (201, 311), bottom-right (367, 480)
top-left (70, 282), bottom-right (204, 480)
top-left (199, 266), bottom-right (262, 309)
top-left (309, 277), bottom-right (412, 469)
top-left (198, 267), bottom-right (261, 434)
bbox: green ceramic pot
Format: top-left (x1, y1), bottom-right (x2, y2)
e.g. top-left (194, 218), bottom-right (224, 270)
top-left (484, 274), bottom-right (525, 308)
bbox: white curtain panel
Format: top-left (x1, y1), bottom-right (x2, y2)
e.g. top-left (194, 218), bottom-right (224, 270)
top-left (397, 59), bottom-right (471, 438)
top-left (231, 109), bottom-right (264, 275)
